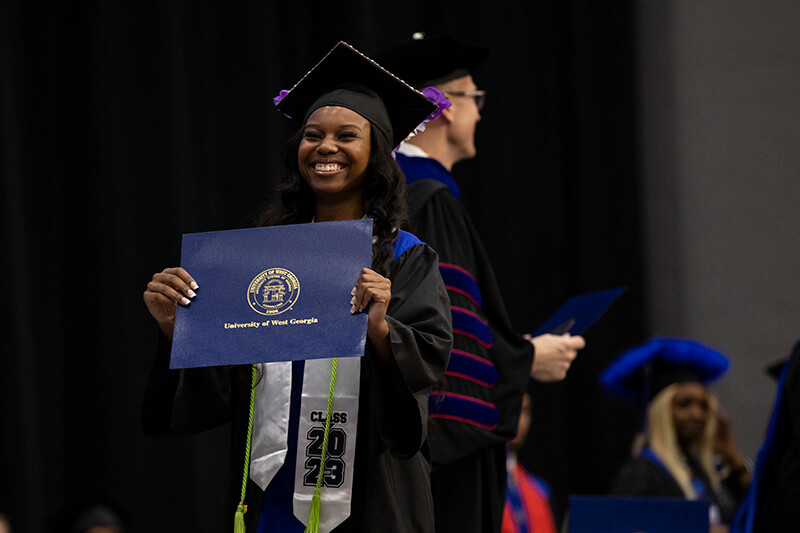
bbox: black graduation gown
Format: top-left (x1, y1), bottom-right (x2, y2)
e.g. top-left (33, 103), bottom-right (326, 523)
top-left (141, 240), bottom-right (452, 532)
top-left (609, 454), bottom-right (684, 498)
top-left (610, 451), bottom-right (743, 525)
top-left (399, 156), bottom-right (534, 533)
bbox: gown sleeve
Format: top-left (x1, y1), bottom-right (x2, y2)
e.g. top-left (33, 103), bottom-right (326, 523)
top-left (411, 188), bottom-right (534, 465)
top-left (363, 242), bottom-right (453, 459)
top-left (140, 333), bottom-right (243, 438)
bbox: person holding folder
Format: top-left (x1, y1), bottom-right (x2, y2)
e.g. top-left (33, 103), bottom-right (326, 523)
top-left (375, 34), bottom-right (586, 533)
top-left (141, 42), bottom-right (453, 532)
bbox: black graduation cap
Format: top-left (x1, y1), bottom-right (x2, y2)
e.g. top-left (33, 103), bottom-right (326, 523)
top-left (275, 41), bottom-right (437, 148)
top-left (374, 32), bottom-right (490, 88)
top-left (601, 337), bottom-right (730, 402)
top-left (766, 357), bottom-right (789, 381)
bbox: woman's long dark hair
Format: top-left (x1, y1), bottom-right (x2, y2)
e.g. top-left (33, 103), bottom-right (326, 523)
top-left (257, 126), bottom-right (409, 277)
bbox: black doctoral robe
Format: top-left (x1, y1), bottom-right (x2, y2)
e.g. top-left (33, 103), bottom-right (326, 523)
top-left (398, 152), bottom-right (534, 533)
top-left (141, 238), bottom-right (452, 532)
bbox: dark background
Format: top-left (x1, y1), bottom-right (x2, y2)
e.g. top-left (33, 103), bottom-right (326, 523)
top-left (1, 2), bottom-right (645, 531)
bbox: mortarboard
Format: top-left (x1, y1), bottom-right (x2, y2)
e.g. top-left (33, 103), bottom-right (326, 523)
top-left (601, 337), bottom-right (730, 402)
top-left (275, 41), bottom-right (438, 148)
top-left (375, 32), bottom-right (490, 88)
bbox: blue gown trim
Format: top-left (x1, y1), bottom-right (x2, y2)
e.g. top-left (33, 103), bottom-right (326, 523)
top-left (393, 229), bottom-right (423, 260)
top-left (395, 152), bottom-right (461, 199)
top-left (451, 306), bottom-right (494, 347)
top-left (429, 391), bottom-right (499, 430)
top-left (445, 349), bottom-right (498, 388)
top-left (439, 263), bottom-right (483, 308)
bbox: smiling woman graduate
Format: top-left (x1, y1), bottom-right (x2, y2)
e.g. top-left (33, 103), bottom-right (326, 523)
top-left (141, 42), bottom-right (453, 533)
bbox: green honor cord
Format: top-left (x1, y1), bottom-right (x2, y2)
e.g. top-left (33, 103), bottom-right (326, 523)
top-left (305, 357), bottom-right (338, 533)
top-left (234, 364), bottom-right (259, 533)
top-left (234, 359), bottom-right (340, 533)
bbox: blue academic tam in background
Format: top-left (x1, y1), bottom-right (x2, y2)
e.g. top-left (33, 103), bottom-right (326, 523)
top-left (170, 219), bottom-right (373, 368)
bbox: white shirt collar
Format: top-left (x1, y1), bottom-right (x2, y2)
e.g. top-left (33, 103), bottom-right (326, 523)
top-left (395, 142), bottom-right (432, 159)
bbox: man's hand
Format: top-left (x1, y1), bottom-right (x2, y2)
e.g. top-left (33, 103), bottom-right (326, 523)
top-left (527, 333), bottom-right (585, 382)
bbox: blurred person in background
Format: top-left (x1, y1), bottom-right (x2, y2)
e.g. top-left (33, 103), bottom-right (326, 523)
top-left (602, 338), bottom-right (751, 532)
top-left (502, 392), bottom-right (557, 533)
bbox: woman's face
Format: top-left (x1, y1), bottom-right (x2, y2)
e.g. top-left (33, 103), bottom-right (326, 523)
top-left (671, 382), bottom-right (710, 448)
top-left (298, 106), bottom-right (371, 203)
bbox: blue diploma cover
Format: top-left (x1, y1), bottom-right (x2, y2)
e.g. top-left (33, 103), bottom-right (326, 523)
top-left (531, 286), bottom-right (627, 337)
top-left (170, 220), bottom-right (373, 369)
top-left (568, 495), bottom-right (709, 532)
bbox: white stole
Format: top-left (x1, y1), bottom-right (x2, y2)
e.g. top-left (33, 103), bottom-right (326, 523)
top-left (250, 357), bottom-right (361, 532)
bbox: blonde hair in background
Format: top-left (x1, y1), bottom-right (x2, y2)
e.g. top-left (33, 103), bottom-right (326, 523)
top-left (631, 383), bottom-right (720, 498)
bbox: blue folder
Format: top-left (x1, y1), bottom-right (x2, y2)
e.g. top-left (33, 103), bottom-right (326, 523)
top-left (170, 219), bottom-right (373, 369)
top-left (569, 495), bottom-right (709, 533)
top-left (531, 286), bottom-right (627, 337)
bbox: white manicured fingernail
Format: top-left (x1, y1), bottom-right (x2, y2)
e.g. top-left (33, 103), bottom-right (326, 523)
top-left (181, 297), bottom-right (191, 306)
top-left (190, 281), bottom-right (199, 290)
top-left (350, 296), bottom-right (357, 305)
top-left (350, 304), bottom-right (357, 314)
top-left (187, 289), bottom-right (197, 298)
top-left (351, 287), bottom-right (357, 295)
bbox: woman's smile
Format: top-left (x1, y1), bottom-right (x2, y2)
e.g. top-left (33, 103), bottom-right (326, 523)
top-left (310, 159), bottom-right (347, 175)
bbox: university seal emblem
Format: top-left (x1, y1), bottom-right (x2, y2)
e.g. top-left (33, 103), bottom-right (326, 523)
top-left (247, 267), bottom-right (300, 316)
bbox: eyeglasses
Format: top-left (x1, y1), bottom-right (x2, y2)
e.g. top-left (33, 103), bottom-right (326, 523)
top-left (445, 90), bottom-right (486, 111)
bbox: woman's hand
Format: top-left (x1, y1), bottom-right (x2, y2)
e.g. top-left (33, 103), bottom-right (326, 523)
top-left (714, 408), bottom-right (751, 487)
top-left (351, 268), bottom-right (392, 362)
top-left (143, 267), bottom-right (198, 340)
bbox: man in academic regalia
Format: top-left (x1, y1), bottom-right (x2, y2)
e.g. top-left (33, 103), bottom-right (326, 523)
top-left (376, 34), bottom-right (586, 533)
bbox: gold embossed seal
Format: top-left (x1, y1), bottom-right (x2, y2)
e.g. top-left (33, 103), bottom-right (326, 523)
top-left (247, 268), bottom-right (300, 316)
